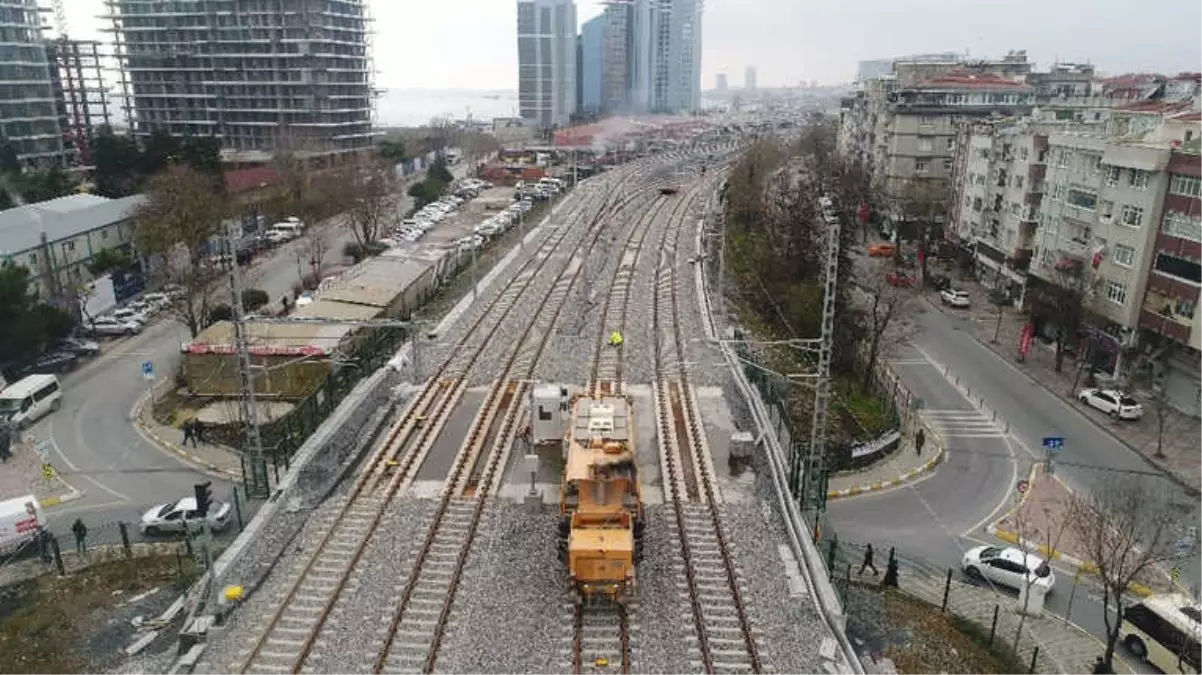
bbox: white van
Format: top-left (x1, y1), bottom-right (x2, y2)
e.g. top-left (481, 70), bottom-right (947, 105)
top-left (270, 217), bottom-right (305, 240)
top-left (0, 495), bottom-right (46, 555)
top-left (0, 374), bottom-right (63, 428)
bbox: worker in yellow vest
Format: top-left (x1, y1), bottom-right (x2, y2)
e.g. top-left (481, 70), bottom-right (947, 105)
top-left (608, 331), bottom-right (623, 347)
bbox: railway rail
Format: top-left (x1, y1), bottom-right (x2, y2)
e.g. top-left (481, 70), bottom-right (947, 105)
top-left (237, 161), bottom-right (662, 675)
top-left (651, 167), bottom-right (763, 674)
top-left (371, 176), bottom-right (672, 675)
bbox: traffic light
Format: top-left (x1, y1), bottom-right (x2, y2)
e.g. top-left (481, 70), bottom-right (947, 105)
top-left (194, 482), bottom-right (213, 519)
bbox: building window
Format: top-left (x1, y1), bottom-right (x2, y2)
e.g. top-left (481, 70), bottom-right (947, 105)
top-left (1120, 205), bottom-right (1144, 228)
top-left (1067, 188), bottom-right (1097, 210)
top-left (1013, 175), bottom-right (1024, 189)
top-left (917, 136), bottom-right (934, 152)
top-left (61, 241), bottom-right (74, 254)
top-left (1128, 169), bottom-right (1149, 189)
top-left (1169, 174), bottom-right (1201, 197)
top-left (1106, 166), bottom-right (1122, 187)
top-left (1055, 149), bottom-right (1068, 168)
top-left (945, 137), bottom-right (955, 152)
top-left (28, 253), bottom-right (36, 265)
top-left (1019, 146), bottom-right (1029, 161)
top-left (972, 197), bottom-right (982, 212)
top-left (1164, 211), bottom-right (1202, 242)
top-left (915, 159), bottom-right (929, 173)
top-left (1099, 200), bottom-right (1114, 219)
top-left (943, 158), bottom-right (953, 173)
top-left (1051, 183), bottom-right (1065, 201)
top-left (101, 230), bottom-right (109, 240)
top-left (919, 115), bottom-right (935, 127)
top-left (1105, 280), bottom-right (1127, 305)
top-left (1112, 244), bottom-right (1135, 267)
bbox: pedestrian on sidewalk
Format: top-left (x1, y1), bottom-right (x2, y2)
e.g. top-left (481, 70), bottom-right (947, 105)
top-left (858, 543), bottom-right (879, 576)
top-left (915, 428), bottom-right (926, 456)
top-left (182, 419), bottom-right (195, 447)
top-left (193, 419), bottom-right (205, 445)
top-left (71, 518), bottom-right (87, 554)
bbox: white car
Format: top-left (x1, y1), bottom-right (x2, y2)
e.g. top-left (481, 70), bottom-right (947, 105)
top-left (962, 545), bottom-right (1054, 593)
top-left (1078, 388), bottom-right (1143, 420)
top-left (87, 317), bottom-right (143, 336)
top-left (110, 307), bottom-right (150, 325)
top-left (265, 230), bottom-right (292, 245)
top-left (140, 496), bottom-right (232, 535)
top-left (141, 292), bottom-right (173, 310)
top-left (941, 289), bottom-right (971, 308)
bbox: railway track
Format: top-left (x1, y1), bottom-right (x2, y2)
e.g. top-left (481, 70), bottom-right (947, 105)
top-left (651, 168), bottom-right (763, 674)
top-left (237, 161), bottom-right (662, 675)
top-left (370, 175), bottom-right (673, 675)
top-left (572, 600), bottom-right (633, 674)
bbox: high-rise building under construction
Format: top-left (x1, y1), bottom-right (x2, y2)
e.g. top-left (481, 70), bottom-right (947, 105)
top-left (102, 0), bottom-right (376, 155)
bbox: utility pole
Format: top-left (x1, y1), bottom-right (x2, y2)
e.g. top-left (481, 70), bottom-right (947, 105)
top-left (801, 198), bottom-right (842, 512)
top-left (224, 223), bottom-right (270, 498)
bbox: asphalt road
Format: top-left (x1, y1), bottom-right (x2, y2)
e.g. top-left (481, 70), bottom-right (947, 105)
top-left (829, 289), bottom-right (1195, 671)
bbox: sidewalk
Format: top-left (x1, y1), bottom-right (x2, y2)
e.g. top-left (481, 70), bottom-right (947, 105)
top-left (133, 392), bottom-right (244, 481)
top-left (926, 274), bottom-right (1201, 493)
top-left (839, 541), bottom-right (1131, 674)
top-left (827, 430), bottom-right (944, 499)
top-left (989, 466), bottom-right (1179, 597)
top-left (0, 433), bottom-right (82, 508)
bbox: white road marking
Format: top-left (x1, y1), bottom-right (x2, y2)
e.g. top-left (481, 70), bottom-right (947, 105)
top-left (46, 417), bottom-right (131, 503)
top-left (924, 409), bottom-right (1006, 439)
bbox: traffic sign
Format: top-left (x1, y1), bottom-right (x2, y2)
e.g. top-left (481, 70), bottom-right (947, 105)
top-left (1016, 479), bottom-right (1030, 494)
top-left (1171, 567), bottom-right (1181, 582)
top-left (1042, 437), bottom-right (1064, 453)
top-left (141, 360), bottom-right (155, 380)
top-left (34, 439), bottom-right (51, 457)
top-left (40, 462), bottom-right (55, 480)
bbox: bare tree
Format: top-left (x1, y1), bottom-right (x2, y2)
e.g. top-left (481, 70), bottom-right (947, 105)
top-left (1028, 258), bottom-right (1096, 374)
top-left (1067, 475), bottom-right (1197, 671)
top-left (855, 259), bottom-right (919, 391)
top-left (899, 179), bottom-right (952, 284)
top-left (133, 165), bottom-right (228, 337)
top-left (301, 225), bottom-right (333, 283)
top-left (342, 157), bottom-right (398, 249)
top-left (1004, 483), bottom-right (1071, 650)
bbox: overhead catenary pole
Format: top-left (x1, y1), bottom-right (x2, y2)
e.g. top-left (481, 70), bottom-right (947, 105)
top-left (224, 223), bottom-right (270, 498)
top-left (803, 198), bottom-right (842, 511)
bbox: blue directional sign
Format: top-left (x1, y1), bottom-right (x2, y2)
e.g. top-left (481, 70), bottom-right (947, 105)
top-left (1042, 436), bottom-right (1064, 453)
top-left (141, 360), bottom-right (155, 380)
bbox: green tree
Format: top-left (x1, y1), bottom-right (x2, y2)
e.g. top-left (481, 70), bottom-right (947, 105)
top-left (91, 126), bottom-right (142, 198)
top-left (241, 288), bottom-right (269, 312)
top-left (85, 247), bottom-right (134, 277)
top-left (15, 166), bottom-right (72, 203)
top-left (139, 129), bottom-right (182, 177)
top-left (0, 262), bottom-right (58, 368)
top-left (0, 187), bottom-right (12, 211)
top-left (378, 137), bottom-right (406, 161)
top-left (427, 158), bottom-right (453, 185)
top-left (407, 180), bottom-right (443, 209)
top-left (134, 165), bottom-right (228, 337)
top-left (179, 135), bottom-right (222, 178)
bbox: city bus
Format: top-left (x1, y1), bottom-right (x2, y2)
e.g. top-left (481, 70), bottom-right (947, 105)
top-left (1123, 593), bottom-right (1201, 674)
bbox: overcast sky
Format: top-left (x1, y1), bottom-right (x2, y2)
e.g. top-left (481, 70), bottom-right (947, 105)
top-left (65, 0), bottom-right (1201, 90)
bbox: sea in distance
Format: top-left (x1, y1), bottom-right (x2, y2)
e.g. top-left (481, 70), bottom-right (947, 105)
top-left (377, 88), bottom-right (519, 128)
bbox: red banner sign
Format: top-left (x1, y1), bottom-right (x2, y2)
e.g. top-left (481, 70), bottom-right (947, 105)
top-left (857, 203), bottom-right (870, 226)
top-left (1018, 322), bottom-right (1034, 359)
top-left (183, 343), bottom-right (327, 357)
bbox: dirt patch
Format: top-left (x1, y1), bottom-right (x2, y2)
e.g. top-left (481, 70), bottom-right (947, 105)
top-left (846, 583), bottom-right (1023, 675)
top-left (0, 554), bottom-right (200, 673)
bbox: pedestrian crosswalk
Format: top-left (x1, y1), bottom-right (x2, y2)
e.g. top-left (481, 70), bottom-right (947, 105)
top-left (923, 408), bottom-right (1005, 439)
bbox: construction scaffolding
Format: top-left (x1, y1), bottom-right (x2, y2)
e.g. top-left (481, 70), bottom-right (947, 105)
top-left (46, 39), bottom-right (110, 166)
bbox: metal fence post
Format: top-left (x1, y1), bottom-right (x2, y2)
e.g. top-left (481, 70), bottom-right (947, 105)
top-left (989, 604), bottom-right (999, 646)
top-left (1028, 646), bottom-right (1039, 674)
top-left (50, 536), bottom-right (64, 575)
top-left (826, 537), bottom-right (837, 573)
top-left (119, 522), bottom-right (132, 559)
top-left (233, 486), bottom-right (244, 531)
top-left (941, 568), bottom-right (952, 612)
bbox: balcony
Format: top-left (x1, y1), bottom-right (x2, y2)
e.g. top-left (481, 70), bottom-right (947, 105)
top-left (1140, 304), bottom-right (1193, 344)
top-left (1057, 237), bottom-right (1091, 260)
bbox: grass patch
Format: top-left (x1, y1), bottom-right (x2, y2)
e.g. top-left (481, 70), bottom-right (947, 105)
top-left (0, 555), bottom-right (200, 673)
top-left (876, 586), bottom-right (1025, 674)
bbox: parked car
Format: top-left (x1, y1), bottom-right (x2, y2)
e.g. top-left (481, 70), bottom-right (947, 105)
top-left (940, 289), bottom-right (971, 308)
top-left (962, 545), bottom-right (1054, 593)
top-left (1078, 388), bottom-right (1144, 420)
top-left (86, 317), bottom-right (142, 336)
top-left (110, 307), bottom-right (149, 325)
top-left (16, 351), bottom-right (78, 377)
top-left (928, 273), bottom-right (952, 291)
top-left (886, 271), bottom-right (913, 288)
top-left (139, 496), bottom-right (232, 535)
top-left (55, 337), bottom-right (100, 357)
top-left (867, 242), bottom-right (896, 257)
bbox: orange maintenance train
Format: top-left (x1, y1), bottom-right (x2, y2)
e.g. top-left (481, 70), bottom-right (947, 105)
top-left (556, 394), bottom-right (645, 603)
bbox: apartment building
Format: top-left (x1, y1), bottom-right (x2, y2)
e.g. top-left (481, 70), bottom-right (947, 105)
top-left (1137, 136), bottom-right (1201, 415)
top-left (518, 0), bottom-right (577, 128)
top-left (0, 194), bottom-right (145, 304)
top-left (102, 0), bottom-right (375, 155)
top-left (0, 0), bottom-right (65, 165)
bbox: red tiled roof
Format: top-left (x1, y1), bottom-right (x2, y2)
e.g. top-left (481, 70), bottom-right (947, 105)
top-left (224, 167), bottom-right (278, 194)
top-left (1114, 100), bottom-right (1194, 114)
top-left (917, 72), bottom-right (1030, 90)
top-left (1171, 72), bottom-right (1202, 81)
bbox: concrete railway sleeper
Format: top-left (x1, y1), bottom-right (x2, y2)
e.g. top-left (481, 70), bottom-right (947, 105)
top-left (238, 165), bottom-right (657, 675)
top-left (652, 170), bottom-right (763, 675)
top-left (570, 600), bottom-right (633, 675)
top-left (372, 168), bottom-right (681, 674)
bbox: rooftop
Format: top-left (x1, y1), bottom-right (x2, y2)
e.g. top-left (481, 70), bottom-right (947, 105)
top-left (224, 167), bottom-right (279, 194)
top-left (914, 72), bottom-right (1031, 91)
top-left (1115, 100), bottom-right (1196, 114)
top-left (0, 194), bottom-right (145, 255)
top-left (318, 256), bottom-right (431, 308)
top-left (185, 320), bottom-right (355, 356)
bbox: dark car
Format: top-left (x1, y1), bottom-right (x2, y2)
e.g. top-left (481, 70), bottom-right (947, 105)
top-left (928, 273), bottom-right (951, 291)
top-left (17, 351), bottom-right (78, 377)
top-left (55, 337), bottom-right (101, 357)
